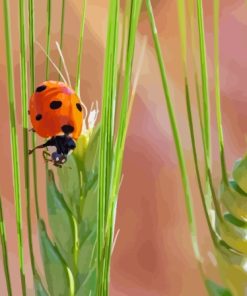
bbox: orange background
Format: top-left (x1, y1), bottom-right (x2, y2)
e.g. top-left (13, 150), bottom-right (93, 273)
top-left (0, 1), bottom-right (246, 295)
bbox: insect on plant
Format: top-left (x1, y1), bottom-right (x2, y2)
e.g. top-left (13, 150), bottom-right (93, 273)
top-left (1, 0), bottom-right (143, 294)
top-left (28, 42), bottom-right (88, 168)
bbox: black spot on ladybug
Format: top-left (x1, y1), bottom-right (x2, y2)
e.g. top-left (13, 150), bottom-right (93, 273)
top-left (36, 85), bottom-right (47, 92)
top-left (76, 103), bottom-right (82, 112)
top-left (50, 101), bottom-right (62, 109)
top-left (61, 125), bottom-right (74, 134)
top-left (36, 114), bottom-right (42, 121)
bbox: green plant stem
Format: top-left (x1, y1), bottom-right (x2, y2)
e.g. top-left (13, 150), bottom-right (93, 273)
top-left (177, 0), bottom-right (218, 244)
top-left (213, 0), bottom-right (228, 185)
top-left (44, 0), bottom-right (51, 175)
top-left (116, 0), bottom-right (130, 104)
top-left (188, 1), bottom-right (204, 137)
top-left (195, 74), bottom-right (204, 137)
top-left (3, 0), bottom-right (27, 294)
top-left (0, 196), bottom-right (13, 295)
top-left (75, 0), bottom-right (87, 95)
top-left (58, 0), bottom-right (66, 80)
top-left (196, 0), bottom-right (211, 169)
top-left (184, 79), bottom-right (217, 245)
top-left (188, 0), bottom-right (207, 179)
top-left (97, 0), bottom-right (119, 292)
top-left (103, 0), bottom-right (143, 292)
top-left (28, 0), bottom-right (40, 220)
top-left (45, 0), bottom-right (51, 80)
top-left (146, 0), bottom-right (201, 262)
top-left (196, 0), bottom-right (223, 221)
top-left (19, 0), bottom-right (37, 283)
top-left (110, 0), bottom-right (142, 202)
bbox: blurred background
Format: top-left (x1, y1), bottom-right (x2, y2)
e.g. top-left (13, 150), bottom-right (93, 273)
top-left (0, 0), bottom-right (247, 295)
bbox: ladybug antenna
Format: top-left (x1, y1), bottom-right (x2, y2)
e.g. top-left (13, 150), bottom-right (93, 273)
top-left (55, 41), bottom-right (72, 87)
top-left (35, 41), bottom-right (68, 85)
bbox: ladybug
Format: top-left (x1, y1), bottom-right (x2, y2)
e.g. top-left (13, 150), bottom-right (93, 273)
top-left (28, 81), bottom-right (84, 167)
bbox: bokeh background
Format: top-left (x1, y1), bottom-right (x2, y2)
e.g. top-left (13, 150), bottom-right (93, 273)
top-left (0, 0), bottom-right (247, 295)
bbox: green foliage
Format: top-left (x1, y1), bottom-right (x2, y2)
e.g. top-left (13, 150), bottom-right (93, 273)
top-left (146, 0), bottom-right (201, 263)
top-left (75, 0), bottom-right (87, 94)
top-left (218, 157), bottom-right (247, 254)
top-left (220, 181), bottom-right (247, 222)
top-left (3, 0), bottom-right (27, 293)
top-left (45, 0), bottom-right (51, 80)
top-left (0, 197), bottom-right (12, 295)
top-left (205, 280), bottom-right (232, 296)
top-left (39, 130), bottom-right (99, 295)
top-left (146, 0), bottom-right (246, 295)
top-left (34, 274), bottom-right (49, 296)
top-left (38, 220), bottom-right (74, 295)
top-left (4, 0), bottom-right (247, 294)
top-left (46, 170), bottom-right (75, 269)
top-left (233, 156), bottom-right (247, 193)
top-left (97, 0), bottom-right (142, 293)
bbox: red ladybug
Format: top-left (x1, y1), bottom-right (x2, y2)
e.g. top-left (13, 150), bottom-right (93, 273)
top-left (28, 80), bottom-right (83, 167)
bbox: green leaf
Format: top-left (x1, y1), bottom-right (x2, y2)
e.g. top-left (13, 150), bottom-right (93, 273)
top-left (83, 126), bottom-right (100, 175)
top-left (79, 183), bottom-right (98, 242)
top-left (220, 180), bottom-right (247, 222)
top-left (233, 156), bottom-right (247, 193)
top-left (216, 213), bottom-right (247, 254)
top-left (46, 170), bottom-right (75, 270)
top-left (38, 220), bottom-right (74, 296)
top-left (77, 229), bottom-right (96, 283)
top-left (73, 133), bottom-right (89, 166)
top-left (216, 242), bottom-right (247, 296)
top-left (57, 154), bottom-right (81, 218)
top-left (205, 279), bottom-right (232, 296)
top-left (76, 126), bottom-right (100, 194)
top-left (34, 274), bottom-right (49, 296)
top-left (75, 270), bottom-right (96, 296)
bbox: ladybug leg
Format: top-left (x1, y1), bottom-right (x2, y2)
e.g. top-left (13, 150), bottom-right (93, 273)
top-left (28, 128), bottom-right (36, 133)
top-left (43, 150), bottom-right (51, 156)
top-left (29, 144), bottom-right (45, 155)
top-left (42, 150), bottom-right (52, 162)
top-left (53, 162), bottom-right (62, 168)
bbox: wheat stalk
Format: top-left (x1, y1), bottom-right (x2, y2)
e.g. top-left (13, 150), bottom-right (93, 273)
top-left (146, 0), bottom-right (247, 295)
top-left (0, 196), bottom-right (12, 295)
top-left (33, 1), bottom-right (142, 295)
top-left (3, 0), bottom-right (27, 293)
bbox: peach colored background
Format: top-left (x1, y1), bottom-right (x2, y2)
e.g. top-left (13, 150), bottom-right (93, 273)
top-left (0, 0), bottom-right (247, 295)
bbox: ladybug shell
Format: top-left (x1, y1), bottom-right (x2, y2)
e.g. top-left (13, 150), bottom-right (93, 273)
top-left (29, 81), bottom-right (83, 140)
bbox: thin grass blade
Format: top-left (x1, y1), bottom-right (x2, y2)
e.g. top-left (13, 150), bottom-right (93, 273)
top-left (19, 0), bottom-right (38, 286)
top-left (196, 0), bottom-right (211, 167)
top-left (45, 0), bottom-right (51, 80)
top-left (102, 1), bottom-right (143, 293)
top-left (0, 196), bottom-right (13, 295)
top-left (28, 0), bottom-right (40, 220)
top-left (176, 0), bottom-right (218, 245)
top-left (3, 0), bottom-right (27, 293)
top-left (75, 0), bottom-right (87, 95)
top-left (145, 0), bottom-right (201, 262)
top-left (58, 0), bottom-right (66, 80)
top-left (213, 0), bottom-right (228, 184)
top-left (97, 0), bottom-right (119, 292)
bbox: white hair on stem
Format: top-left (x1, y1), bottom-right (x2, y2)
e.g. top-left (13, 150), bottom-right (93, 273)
top-left (55, 41), bottom-right (72, 87)
top-left (35, 41), bottom-right (68, 85)
top-left (80, 99), bottom-right (88, 122)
